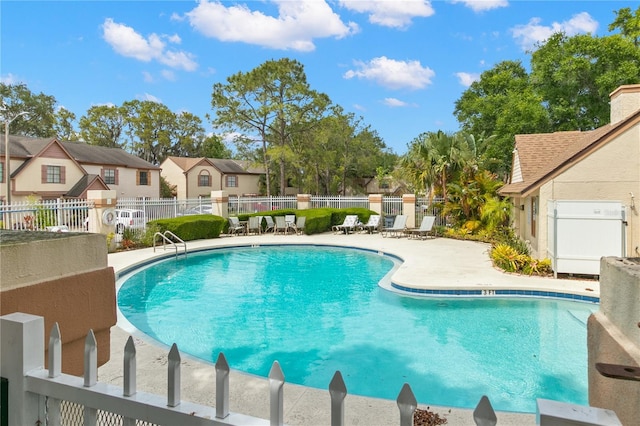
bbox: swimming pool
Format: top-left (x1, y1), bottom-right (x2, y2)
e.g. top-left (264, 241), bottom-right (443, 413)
top-left (117, 245), bottom-right (597, 413)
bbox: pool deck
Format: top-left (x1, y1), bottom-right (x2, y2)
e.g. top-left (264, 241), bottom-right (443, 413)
top-left (100, 232), bottom-right (599, 425)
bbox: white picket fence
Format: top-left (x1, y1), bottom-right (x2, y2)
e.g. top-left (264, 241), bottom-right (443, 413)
top-left (0, 198), bottom-right (92, 231)
top-left (1, 313), bottom-right (621, 426)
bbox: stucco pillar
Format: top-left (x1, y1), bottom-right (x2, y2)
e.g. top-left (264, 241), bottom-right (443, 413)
top-left (402, 194), bottom-right (416, 228)
top-left (588, 257), bottom-right (640, 425)
top-left (212, 190), bottom-right (228, 217)
top-left (369, 194), bottom-right (383, 215)
top-left (87, 190), bottom-right (117, 235)
top-left (297, 194), bottom-right (311, 210)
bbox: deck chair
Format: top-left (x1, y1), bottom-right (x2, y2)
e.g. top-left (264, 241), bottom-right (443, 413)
top-left (332, 215), bottom-right (359, 234)
top-left (292, 216), bottom-right (306, 235)
top-left (263, 216), bottom-right (275, 233)
top-left (247, 215), bottom-right (262, 235)
top-left (228, 217), bottom-right (246, 236)
top-left (274, 216), bottom-right (289, 234)
top-left (359, 215), bottom-right (380, 234)
top-left (383, 215), bottom-right (407, 238)
top-left (408, 215), bottom-right (436, 240)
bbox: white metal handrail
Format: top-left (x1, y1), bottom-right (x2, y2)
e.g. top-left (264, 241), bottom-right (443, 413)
top-left (153, 231), bottom-right (187, 258)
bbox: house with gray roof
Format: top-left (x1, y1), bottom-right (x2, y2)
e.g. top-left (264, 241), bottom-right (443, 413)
top-left (1, 136), bottom-right (160, 202)
top-left (499, 84), bottom-right (640, 262)
top-left (160, 156), bottom-right (265, 199)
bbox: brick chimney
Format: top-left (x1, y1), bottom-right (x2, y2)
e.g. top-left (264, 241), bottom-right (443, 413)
top-left (610, 84), bottom-right (640, 124)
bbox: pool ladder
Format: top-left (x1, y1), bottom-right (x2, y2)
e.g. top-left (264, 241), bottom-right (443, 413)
top-left (153, 231), bottom-right (187, 258)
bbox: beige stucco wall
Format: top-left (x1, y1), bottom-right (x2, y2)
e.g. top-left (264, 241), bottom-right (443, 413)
top-left (13, 157), bottom-right (85, 199)
top-left (522, 124), bottom-right (640, 258)
top-left (83, 165), bottom-right (160, 199)
top-left (225, 174), bottom-right (261, 196)
top-left (588, 257), bottom-right (640, 426)
top-left (0, 232), bottom-right (116, 376)
top-left (186, 164), bottom-right (222, 198)
top-left (160, 160), bottom-right (187, 199)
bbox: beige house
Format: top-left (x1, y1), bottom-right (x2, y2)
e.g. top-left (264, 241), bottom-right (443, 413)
top-left (500, 84), bottom-right (640, 259)
top-left (1, 136), bottom-right (161, 202)
top-left (160, 156), bottom-right (264, 199)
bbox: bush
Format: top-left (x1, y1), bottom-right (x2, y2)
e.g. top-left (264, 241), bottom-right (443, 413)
top-left (490, 243), bottom-right (552, 276)
top-left (245, 207), bottom-right (376, 235)
top-left (149, 215), bottom-right (226, 241)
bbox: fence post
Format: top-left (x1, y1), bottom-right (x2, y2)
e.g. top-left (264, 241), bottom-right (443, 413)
top-left (167, 343), bottom-right (181, 407)
top-left (396, 383), bottom-right (417, 426)
top-left (402, 194), bottom-right (416, 228)
top-left (0, 312), bottom-right (45, 426)
top-left (329, 371), bottom-right (347, 426)
top-left (473, 395), bottom-right (497, 426)
top-left (297, 194), bottom-right (311, 211)
top-left (87, 190), bottom-right (117, 234)
top-left (269, 361), bottom-right (285, 426)
top-left (368, 194), bottom-right (383, 215)
top-left (215, 353), bottom-right (230, 419)
top-left (211, 190), bottom-right (228, 218)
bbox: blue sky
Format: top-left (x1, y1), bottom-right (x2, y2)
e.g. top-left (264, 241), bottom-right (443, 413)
top-left (2, 1), bottom-right (634, 155)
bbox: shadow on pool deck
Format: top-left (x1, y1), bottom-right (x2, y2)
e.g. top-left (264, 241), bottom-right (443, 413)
top-left (101, 233), bottom-right (597, 425)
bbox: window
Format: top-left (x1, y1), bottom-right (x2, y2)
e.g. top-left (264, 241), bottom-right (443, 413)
top-left (137, 170), bottom-right (150, 186)
top-left (198, 171), bottom-right (211, 187)
top-left (225, 175), bottom-right (238, 188)
top-left (102, 168), bottom-right (117, 185)
top-left (531, 196), bottom-right (538, 238)
top-left (0, 162), bottom-right (3, 183)
top-left (42, 165), bottom-right (65, 184)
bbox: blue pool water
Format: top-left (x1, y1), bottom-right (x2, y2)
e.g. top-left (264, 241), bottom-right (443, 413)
top-left (117, 245), bottom-right (597, 413)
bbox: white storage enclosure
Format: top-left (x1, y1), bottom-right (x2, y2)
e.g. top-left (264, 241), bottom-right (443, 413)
top-left (547, 200), bottom-right (626, 277)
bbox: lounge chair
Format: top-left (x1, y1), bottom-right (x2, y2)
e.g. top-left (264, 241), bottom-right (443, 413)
top-left (359, 215), bottom-right (380, 234)
top-left (247, 215), bottom-right (263, 235)
top-left (275, 216), bottom-right (289, 234)
top-left (292, 216), bottom-right (306, 235)
top-left (263, 216), bottom-right (275, 233)
top-left (332, 215), bottom-right (359, 234)
top-left (228, 217), bottom-right (246, 236)
top-left (408, 215), bottom-right (436, 240)
top-left (383, 215), bottom-right (407, 238)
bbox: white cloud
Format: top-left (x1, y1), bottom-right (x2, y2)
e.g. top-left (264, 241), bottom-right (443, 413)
top-left (102, 18), bottom-right (197, 71)
top-left (184, 0), bottom-right (358, 52)
top-left (340, 0), bottom-right (434, 29)
top-left (383, 98), bottom-right (409, 107)
top-left (451, 0), bottom-right (508, 13)
top-left (353, 103), bottom-right (366, 111)
top-left (344, 56), bottom-right (435, 90)
top-left (455, 72), bottom-right (480, 87)
top-left (1, 73), bottom-right (21, 85)
top-left (511, 12), bottom-right (598, 51)
top-left (161, 70), bottom-right (177, 81)
top-left (138, 93), bottom-right (162, 103)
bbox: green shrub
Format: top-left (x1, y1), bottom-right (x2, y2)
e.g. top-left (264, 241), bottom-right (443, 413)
top-left (490, 243), bottom-right (552, 276)
top-left (149, 215), bottom-right (226, 241)
top-left (247, 207), bottom-right (376, 235)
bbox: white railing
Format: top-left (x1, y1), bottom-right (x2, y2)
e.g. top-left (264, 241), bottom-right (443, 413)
top-left (228, 196), bottom-right (297, 215)
top-left (310, 195), bottom-right (369, 209)
top-left (1, 313), bottom-right (621, 426)
top-left (0, 198), bottom-right (92, 232)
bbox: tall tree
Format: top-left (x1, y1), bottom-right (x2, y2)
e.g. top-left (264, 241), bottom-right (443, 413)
top-left (211, 58), bottom-right (330, 195)
top-left (530, 32), bottom-right (640, 130)
top-left (79, 105), bottom-right (127, 148)
top-left (453, 61), bottom-right (550, 179)
top-left (0, 83), bottom-right (57, 137)
top-left (53, 107), bottom-right (78, 141)
top-left (123, 100), bottom-right (176, 165)
top-left (609, 6), bottom-right (640, 47)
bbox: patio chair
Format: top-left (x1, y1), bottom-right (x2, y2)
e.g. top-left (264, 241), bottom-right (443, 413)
top-left (292, 216), bottom-right (306, 235)
top-left (359, 215), bottom-right (380, 234)
top-left (247, 215), bottom-right (263, 235)
top-left (408, 215), bottom-right (436, 240)
top-left (263, 216), bottom-right (276, 233)
top-left (274, 216), bottom-right (289, 234)
top-left (383, 215), bottom-right (407, 238)
top-left (228, 217), bottom-right (246, 236)
top-left (332, 215), bottom-right (359, 234)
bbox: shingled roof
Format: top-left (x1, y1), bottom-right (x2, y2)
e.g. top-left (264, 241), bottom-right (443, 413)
top-left (499, 109), bottom-right (640, 197)
top-left (3, 136), bottom-right (159, 170)
top-left (164, 156), bottom-right (264, 175)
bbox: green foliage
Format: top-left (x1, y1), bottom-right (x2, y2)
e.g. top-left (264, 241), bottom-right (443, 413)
top-left (490, 242), bottom-right (551, 276)
top-left (245, 207), bottom-right (375, 235)
top-left (1, 83), bottom-right (57, 137)
top-left (120, 227), bottom-right (139, 250)
top-left (149, 215), bottom-right (226, 241)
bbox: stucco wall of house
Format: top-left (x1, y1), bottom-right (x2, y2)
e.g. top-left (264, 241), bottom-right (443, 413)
top-left (0, 232), bottom-right (116, 376)
top-left (160, 160), bottom-right (187, 199)
top-left (544, 126), bottom-right (640, 257)
top-left (13, 157), bottom-right (85, 200)
top-left (225, 174), bottom-right (261, 196)
top-left (82, 165), bottom-right (160, 199)
top-left (186, 164), bottom-right (222, 198)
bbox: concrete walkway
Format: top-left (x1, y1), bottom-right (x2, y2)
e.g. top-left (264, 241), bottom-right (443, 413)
top-left (99, 232), bottom-right (599, 425)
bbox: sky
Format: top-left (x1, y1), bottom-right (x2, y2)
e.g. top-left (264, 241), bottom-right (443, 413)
top-left (2, 0), bottom-right (635, 155)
